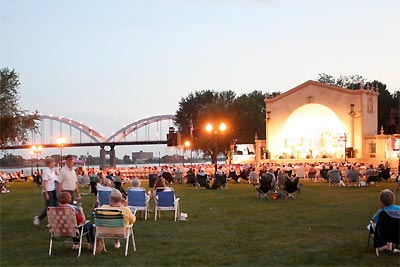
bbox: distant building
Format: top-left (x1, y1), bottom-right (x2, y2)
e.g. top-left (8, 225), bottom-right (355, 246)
top-left (132, 151), bottom-right (153, 163)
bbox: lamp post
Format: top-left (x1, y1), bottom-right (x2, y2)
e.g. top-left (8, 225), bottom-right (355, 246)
top-left (56, 137), bottom-right (66, 168)
top-left (184, 140), bottom-right (192, 165)
top-left (339, 134), bottom-right (348, 162)
top-left (31, 145), bottom-right (43, 173)
top-left (206, 122), bottom-right (227, 176)
top-left (30, 150), bottom-right (34, 176)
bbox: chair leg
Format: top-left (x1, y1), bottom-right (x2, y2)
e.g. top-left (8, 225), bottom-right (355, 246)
top-left (93, 237), bottom-right (97, 255)
top-left (77, 228), bottom-right (83, 257)
top-left (125, 235), bottom-right (129, 256)
top-left (49, 237), bottom-right (53, 256)
top-left (131, 230), bottom-right (136, 251)
top-left (154, 209), bottom-right (157, 221)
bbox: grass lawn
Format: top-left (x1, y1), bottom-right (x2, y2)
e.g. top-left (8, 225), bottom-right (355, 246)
top-left (1, 180), bottom-right (399, 266)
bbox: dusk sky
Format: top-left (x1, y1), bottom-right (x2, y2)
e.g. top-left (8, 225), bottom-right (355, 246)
top-left (1, 0), bottom-right (399, 158)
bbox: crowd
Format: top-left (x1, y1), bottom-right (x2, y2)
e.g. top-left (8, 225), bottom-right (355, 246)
top-left (1, 156), bottom-right (399, 254)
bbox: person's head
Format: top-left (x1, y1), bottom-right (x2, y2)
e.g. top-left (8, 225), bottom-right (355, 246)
top-left (58, 191), bottom-right (71, 205)
top-left (65, 155), bottom-right (74, 168)
top-left (45, 156), bottom-right (56, 167)
top-left (154, 178), bottom-right (166, 189)
top-left (109, 189), bottom-right (123, 206)
top-left (379, 189), bottom-right (396, 207)
top-left (131, 178), bottom-right (141, 187)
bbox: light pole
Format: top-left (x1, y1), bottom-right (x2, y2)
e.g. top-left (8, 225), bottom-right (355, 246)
top-left (56, 137), bottom-right (66, 168)
top-left (339, 134), bottom-right (348, 162)
top-left (30, 150), bottom-right (34, 176)
top-left (184, 140), bottom-right (192, 165)
top-left (206, 122), bottom-right (227, 176)
top-left (31, 145), bottom-right (43, 173)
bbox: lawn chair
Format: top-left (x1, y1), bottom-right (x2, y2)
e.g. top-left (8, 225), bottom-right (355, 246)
top-left (97, 189), bottom-right (112, 206)
top-left (284, 177), bottom-right (301, 199)
top-left (127, 187), bottom-right (150, 220)
top-left (93, 208), bottom-right (136, 256)
top-left (367, 210), bottom-right (400, 256)
top-left (154, 187), bottom-right (180, 221)
top-left (47, 206), bottom-right (91, 257)
top-left (256, 174), bottom-right (274, 199)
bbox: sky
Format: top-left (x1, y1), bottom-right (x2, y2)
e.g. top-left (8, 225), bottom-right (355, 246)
top-left (1, 0), bottom-right (400, 158)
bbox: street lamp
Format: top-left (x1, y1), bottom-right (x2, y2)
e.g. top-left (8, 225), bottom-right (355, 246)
top-left (184, 140), bottom-right (192, 165)
top-left (31, 145), bottom-right (43, 173)
top-left (339, 133), bottom-right (348, 162)
top-left (56, 137), bottom-right (66, 168)
top-left (205, 122), bottom-right (227, 176)
top-left (30, 150), bottom-right (34, 176)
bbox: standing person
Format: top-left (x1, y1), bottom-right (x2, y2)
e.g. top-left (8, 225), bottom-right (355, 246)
top-left (57, 155), bottom-right (81, 204)
top-left (34, 157), bottom-right (58, 225)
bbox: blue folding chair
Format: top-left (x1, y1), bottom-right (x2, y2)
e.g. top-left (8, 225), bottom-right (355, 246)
top-left (97, 190), bottom-right (112, 206)
top-left (127, 188), bottom-right (150, 220)
top-left (154, 187), bottom-right (180, 221)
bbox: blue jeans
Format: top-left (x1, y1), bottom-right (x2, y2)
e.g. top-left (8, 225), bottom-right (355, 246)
top-left (38, 190), bottom-right (58, 221)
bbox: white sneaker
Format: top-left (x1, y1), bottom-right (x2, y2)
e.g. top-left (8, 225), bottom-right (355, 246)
top-left (33, 216), bottom-right (40, 225)
top-left (114, 240), bottom-right (120, 249)
top-left (72, 244), bottom-right (79, 250)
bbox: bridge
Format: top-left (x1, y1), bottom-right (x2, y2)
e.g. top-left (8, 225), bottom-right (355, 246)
top-left (5, 114), bottom-right (176, 169)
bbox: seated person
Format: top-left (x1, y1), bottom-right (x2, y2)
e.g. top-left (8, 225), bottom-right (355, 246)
top-left (238, 169), bottom-right (249, 182)
top-left (259, 172), bottom-right (273, 193)
top-left (228, 167), bottom-right (239, 183)
top-left (365, 164), bottom-right (380, 184)
top-left (173, 168), bottom-right (184, 184)
top-left (327, 166), bottom-right (342, 185)
top-left (161, 169), bottom-right (174, 184)
top-left (58, 192), bottom-right (94, 250)
top-left (211, 168), bottom-right (227, 189)
top-left (371, 189), bottom-right (400, 252)
top-left (129, 178), bottom-right (150, 205)
top-left (196, 169), bottom-right (210, 189)
top-left (346, 165), bottom-right (361, 186)
top-left (319, 165), bottom-right (329, 181)
top-left (100, 189), bottom-right (136, 249)
top-left (186, 168), bottom-right (197, 186)
top-left (248, 168), bottom-right (259, 185)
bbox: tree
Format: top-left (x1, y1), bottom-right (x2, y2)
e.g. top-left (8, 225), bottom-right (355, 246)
top-left (0, 68), bottom-right (39, 148)
top-left (317, 73), bottom-right (398, 134)
top-left (174, 89), bottom-right (281, 157)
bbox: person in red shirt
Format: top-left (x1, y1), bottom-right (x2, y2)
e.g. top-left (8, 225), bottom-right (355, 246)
top-left (58, 192), bottom-right (94, 250)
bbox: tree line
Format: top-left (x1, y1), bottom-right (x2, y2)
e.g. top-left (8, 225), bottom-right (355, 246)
top-left (1, 67), bottom-right (399, 160)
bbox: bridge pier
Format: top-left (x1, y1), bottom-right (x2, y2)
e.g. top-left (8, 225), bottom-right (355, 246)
top-left (100, 145), bottom-right (116, 170)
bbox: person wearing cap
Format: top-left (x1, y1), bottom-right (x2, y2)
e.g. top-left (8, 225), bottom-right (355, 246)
top-left (57, 154), bottom-right (81, 204)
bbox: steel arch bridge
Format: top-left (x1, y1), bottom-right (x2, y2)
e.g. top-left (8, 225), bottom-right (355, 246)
top-left (34, 114), bottom-right (176, 146)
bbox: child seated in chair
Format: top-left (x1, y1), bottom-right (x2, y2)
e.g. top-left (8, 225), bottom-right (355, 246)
top-left (58, 192), bottom-right (95, 250)
top-left (371, 189), bottom-right (400, 252)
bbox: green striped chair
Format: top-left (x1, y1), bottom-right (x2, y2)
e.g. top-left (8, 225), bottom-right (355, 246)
top-left (93, 208), bottom-right (136, 256)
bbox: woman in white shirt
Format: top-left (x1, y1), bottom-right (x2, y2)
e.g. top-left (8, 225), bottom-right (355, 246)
top-left (33, 157), bottom-right (58, 225)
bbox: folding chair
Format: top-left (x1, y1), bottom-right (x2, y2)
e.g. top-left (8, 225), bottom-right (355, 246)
top-left (93, 208), bottom-right (136, 256)
top-left (127, 188), bottom-right (150, 220)
top-left (255, 185), bottom-right (272, 199)
top-left (154, 187), bottom-right (180, 221)
top-left (47, 206), bottom-right (91, 257)
top-left (367, 210), bottom-right (400, 256)
top-left (284, 177), bottom-right (300, 199)
top-left (97, 189), bottom-right (112, 206)
top-left (256, 174), bottom-right (274, 199)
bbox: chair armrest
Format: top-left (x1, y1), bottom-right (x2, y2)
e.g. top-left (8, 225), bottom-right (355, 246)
top-left (128, 206), bottom-right (137, 215)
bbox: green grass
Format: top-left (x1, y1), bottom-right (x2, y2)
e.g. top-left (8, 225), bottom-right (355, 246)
top-left (1, 180), bottom-right (399, 266)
